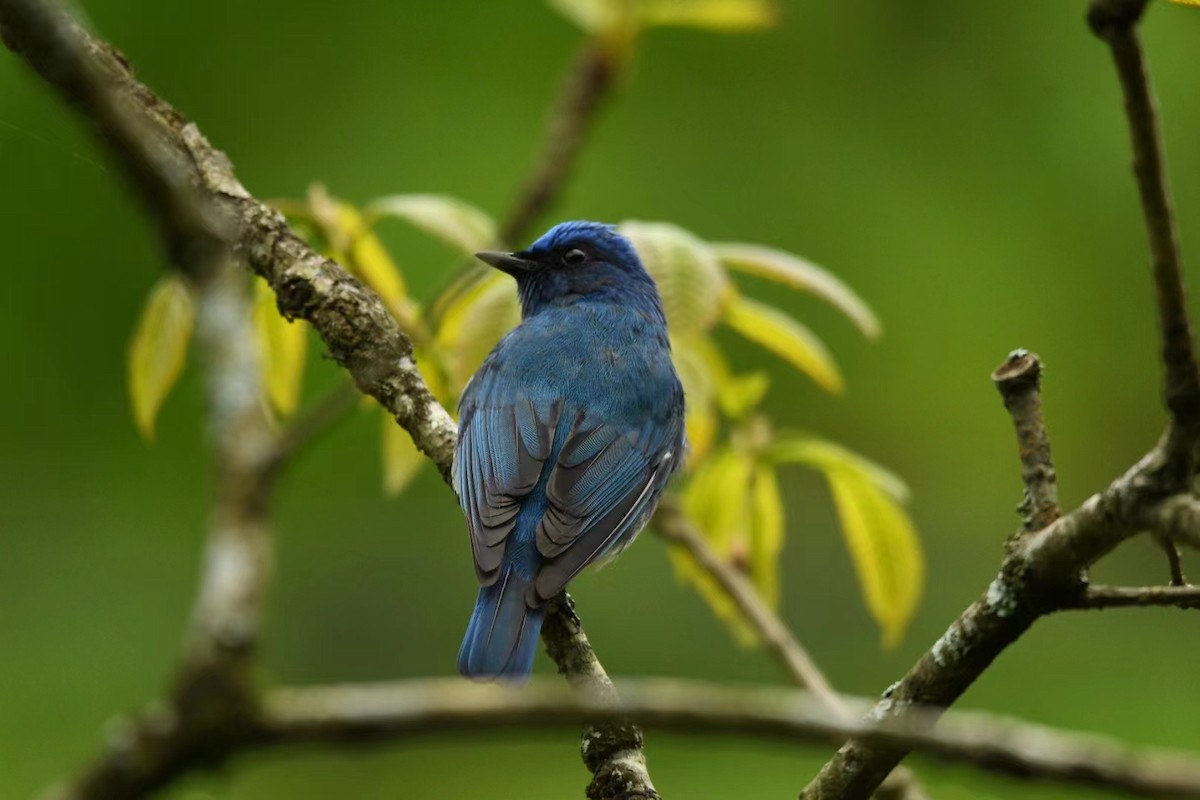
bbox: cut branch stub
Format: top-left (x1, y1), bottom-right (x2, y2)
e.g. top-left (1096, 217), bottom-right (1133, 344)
top-left (991, 350), bottom-right (1060, 535)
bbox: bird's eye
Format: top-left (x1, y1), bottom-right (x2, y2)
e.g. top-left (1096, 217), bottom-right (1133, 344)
top-left (562, 248), bottom-right (588, 266)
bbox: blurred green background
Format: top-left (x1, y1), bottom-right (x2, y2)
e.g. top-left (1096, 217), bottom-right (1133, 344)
top-left (3, 1), bottom-right (1199, 798)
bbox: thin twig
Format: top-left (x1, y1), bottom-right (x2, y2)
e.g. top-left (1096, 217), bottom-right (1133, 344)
top-left (1154, 533), bottom-right (1188, 586)
top-left (801, 6), bottom-right (1200, 795)
top-left (1088, 0), bottom-right (1200, 433)
top-left (653, 499), bottom-right (930, 799)
top-left (1063, 584), bottom-right (1200, 610)
top-left (265, 379), bottom-right (361, 472)
top-left (542, 597), bottom-right (658, 800)
top-left (653, 497), bottom-right (847, 716)
top-left (991, 350), bottom-right (1061, 535)
top-left (499, 42), bottom-right (617, 245)
top-left (255, 678), bottom-right (1200, 800)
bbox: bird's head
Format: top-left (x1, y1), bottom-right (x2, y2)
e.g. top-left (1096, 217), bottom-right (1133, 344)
top-left (476, 221), bottom-right (662, 319)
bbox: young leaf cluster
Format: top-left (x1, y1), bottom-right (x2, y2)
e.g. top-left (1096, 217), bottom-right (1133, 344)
top-left (125, 185), bottom-right (924, 649)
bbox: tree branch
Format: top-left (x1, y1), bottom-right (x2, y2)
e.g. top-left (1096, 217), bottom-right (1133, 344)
top-left (1063, 584), bottom-right (1200, 610)
top-left (249, 678), bottom-right (1200, 799)
top-left (800, 4), bottom-right (1200, 794)
top-left (653, 499), bottom-right (930, 799)
top-left (499, 42), bottom-right (616, 245)
top-left (653, 497), bottom-right (847, 715)
top-left (800, 369), bottom-right (1197, 798)
top-left (1088, 0), bottom-right (1200, 433)
top-left (0, 2), bottom-right (650, 797)
top-left (992, 350), bottom-right (1060, 536)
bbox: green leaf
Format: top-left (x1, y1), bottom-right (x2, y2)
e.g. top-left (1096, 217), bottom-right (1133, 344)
top-left (253, 279), bottom-right (308, 417)
top-left (672, 448), bottom-right (758, 644)
top-left (717, 371), bottom-right (770, 419)
top-left (638, 0), bottom-right (777, 31)
top-left (619, 220), bottom-right (731, 339)
top-left (367, 194), bottom-right (498, 256)
top-left (825, 467), bottom-right (923, 649)
top-left (768, 436), bottom-right (910, 502)
top-left (346, 219), bottom-right (410, 318)
top-left (770, 435), bottom-right (921, 647)
top-left (721, 293), bottom-right (844, 394)
top-left (127, 275), bottom-right (195, 441)
top-left (671, 338), bottom-right (719, 462)
top-left (547, 0), bottom-right (621, 33)
top-left (433, 271), bottom-right (521, 395)
top-left (748, 463), bottom-right (784, 607)
top-left (714, 243), bottom-right (880, 338)
top-left (381, 408), bottom-right (426, 495)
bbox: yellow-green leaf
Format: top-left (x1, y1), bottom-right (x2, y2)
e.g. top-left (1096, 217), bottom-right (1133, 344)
top-left (671, 338), bottom-right (719, 462)
top-left (347, 221), bottom-right (409, 317)
top-left (382, 408), bottom-right (426, 495)
top-left (1169, 0), bottom-right (1200, 6)
top-left (825, 467), bottom-right (923, 648)
top-left (434, 271), bottom-right (521, 395)
top-left (682, 448), bottom-right (753, 559)
top-left (717, 371), bottom-right (770, 419)
top-left (312, 192), bottom-right (414, 324)
top-left (367, 194), bottom-right (498, 256)
top-left (714, 243), bottom-right (880, 338)
top-left (770, 435), bottom-right (921, 647)
top-left (638, 0), bottom-right (777, 31)
top-left (768, 436), bottom-right (910, 502)
top-left (127, 276), bottom-right (195, 441)
top-left (253, 279), bottom-right (308, 417)
top-left (722, 293), bottom-right (844, 393)
top-left (673, 447), bottom-right (758, 644)
top-left (620, 221), bottom-right (731, 339)
top-left (547, 0), bottom-right (621, 33)
top-left (749, 464), bottom-right (784, 607)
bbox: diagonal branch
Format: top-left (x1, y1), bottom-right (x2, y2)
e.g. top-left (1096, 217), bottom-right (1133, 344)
top-left (499, 42), bottom-right (617, 245)
top-left (800, 365), bottom-right (1198, 798)
top-left (653, 497), bottom-right (847, 714)
top-left (653, 499), bottom-right (930, 799)
top-left (0, 2), bottom-right (651, 798)
top-left (1088, 0), bottom-right (1200, 433)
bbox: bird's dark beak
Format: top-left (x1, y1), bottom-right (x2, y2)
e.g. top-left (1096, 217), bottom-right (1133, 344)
top-left (475, 250), bottom-right (536, 275)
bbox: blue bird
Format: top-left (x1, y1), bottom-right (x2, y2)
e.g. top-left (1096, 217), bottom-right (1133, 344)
top-left (455, 221), bottom-right (686, 682)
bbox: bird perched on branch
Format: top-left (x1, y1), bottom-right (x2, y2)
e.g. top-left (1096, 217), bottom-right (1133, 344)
top-left (456, 221), bottom-right (686, 682)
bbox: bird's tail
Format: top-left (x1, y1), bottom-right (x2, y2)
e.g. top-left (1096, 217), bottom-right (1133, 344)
top-left (457, 566), bottom-right (545, 683)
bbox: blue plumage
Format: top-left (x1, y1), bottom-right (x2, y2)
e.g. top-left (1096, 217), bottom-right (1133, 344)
top-left (455, 221), bottom-right (686, 681)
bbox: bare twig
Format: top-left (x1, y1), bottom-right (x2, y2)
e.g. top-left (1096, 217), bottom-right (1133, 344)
top-left (653, 499), bottom-right (930, 799)
top-left (0, 0), bottom-right (226, 274)
top-left (992, 350), bottom-right (1060, 535)
top-left (1154, 533), bottom-right (1189, 586)
top-left (653, 497), bottom-right (847, 716)
top-left (265, 379), bottom-right (361, 471)
top-left (1064, 584), bottom-right (1200, 610)
top-left (0, 3), bottom-right (652, 797)
top-left (542, 597), bottom-right (658, 800)
top-left (1147, 495), bottom-right (1200, 550)
top-left (800, 391), bottom-right (1198, 797)
top-left (801, 4), bottom-right (1200, 795)
top-left (1088, 0), bottom-right (1200, 433)
top-left (255, 678), bottom-right (1200, 799)
top-left (499, 42), bottom-right (617, 245)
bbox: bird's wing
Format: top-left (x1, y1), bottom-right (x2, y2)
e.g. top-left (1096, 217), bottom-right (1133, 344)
top-left (531, 413), bottom-right (680, 603)
top-left (455, 390), bottom-right (562, 586)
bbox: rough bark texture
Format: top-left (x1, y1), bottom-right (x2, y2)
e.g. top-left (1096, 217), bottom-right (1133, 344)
top-left (0, 3), bottom-right (651, 797)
